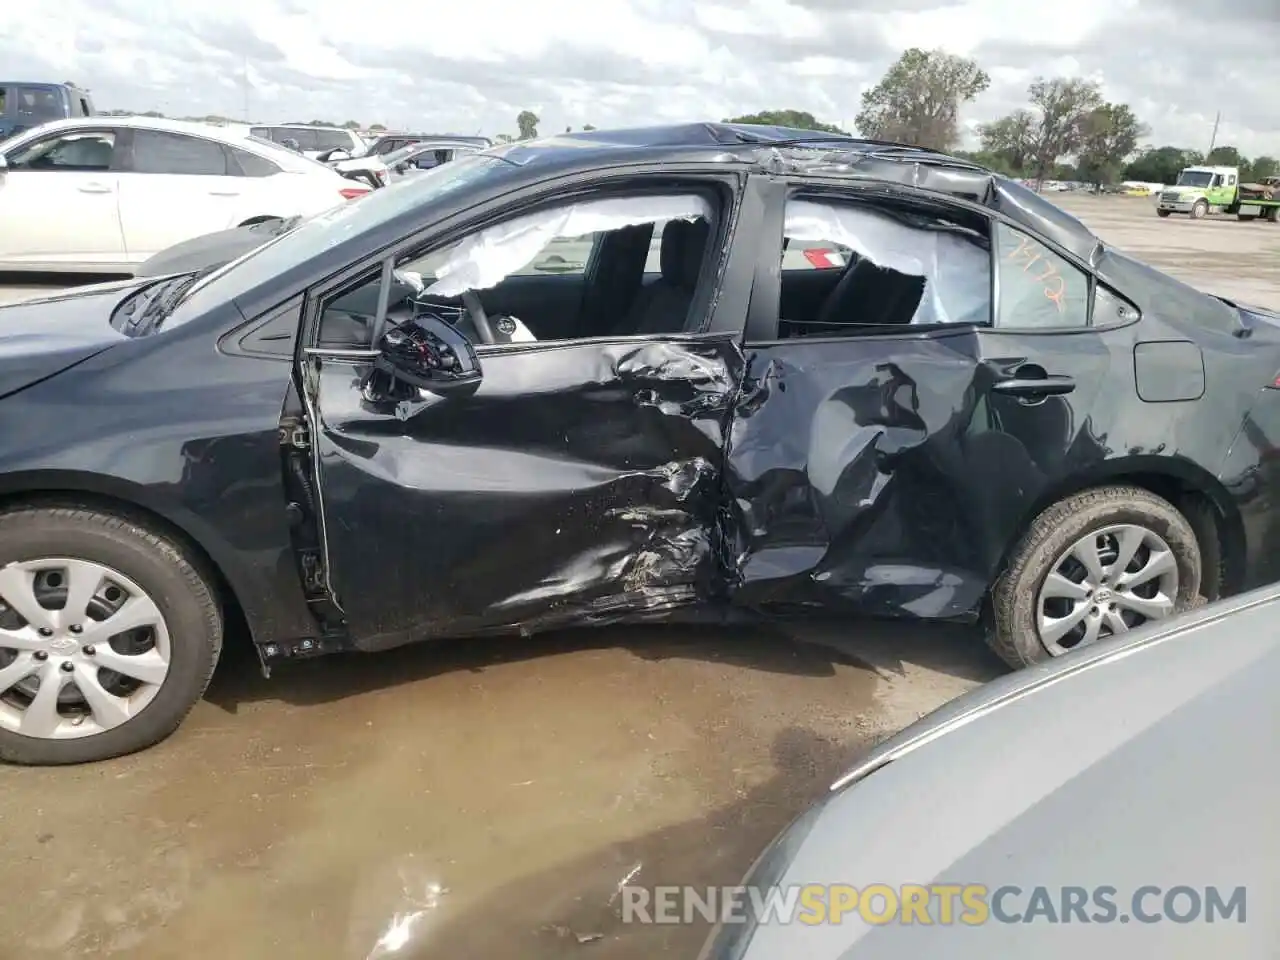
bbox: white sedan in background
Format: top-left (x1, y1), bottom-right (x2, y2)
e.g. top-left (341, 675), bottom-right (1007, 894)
top-left (0, 115), bottom-right (370, 273)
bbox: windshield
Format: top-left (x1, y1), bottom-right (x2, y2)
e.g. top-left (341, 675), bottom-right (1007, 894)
top-left (166, 153), bottom-right (508, 326)
top-left (1176, 170), bottom-right (1215, 188)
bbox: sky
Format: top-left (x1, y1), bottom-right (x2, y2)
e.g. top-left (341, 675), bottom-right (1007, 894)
top-left (3, 0), bottom-right (1278, 156)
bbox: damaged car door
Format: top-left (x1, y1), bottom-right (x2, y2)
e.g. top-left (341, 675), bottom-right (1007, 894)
top-left (301, 179), bottom-right (757, 651)
top-left (725, 178), bottom-right (1118, 622)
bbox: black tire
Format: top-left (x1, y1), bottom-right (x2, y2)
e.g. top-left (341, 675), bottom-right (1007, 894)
top-left (1156, 209), bottom-right (1171, 217)
top-left (0, 506), bottom-right (222, 765)
top-left (987, 486), bottom-right (1202, 669)
top-left (1191, 199), bottom-right (1208, 219)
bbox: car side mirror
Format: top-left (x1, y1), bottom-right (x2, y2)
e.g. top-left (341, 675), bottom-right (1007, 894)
top-left (367, 315), bottom-right (482, 401)
top-left (327, 150), bottom-right (351, 162)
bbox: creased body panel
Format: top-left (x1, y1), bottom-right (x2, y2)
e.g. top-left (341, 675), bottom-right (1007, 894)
top-left (313, 337), bottom-right (743, 651)
top-left (723, 332), bottom-right (995, 620)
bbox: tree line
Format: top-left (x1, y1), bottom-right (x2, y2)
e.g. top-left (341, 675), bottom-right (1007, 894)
top-left (712, 49), bottom-right (1271, 188)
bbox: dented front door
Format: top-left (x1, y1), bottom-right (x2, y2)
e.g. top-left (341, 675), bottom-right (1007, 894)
top-left (311, 337), bottom-right (743, 651)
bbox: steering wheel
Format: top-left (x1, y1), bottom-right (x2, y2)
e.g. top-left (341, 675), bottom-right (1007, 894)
top-left (461, 290), bottom-right (497, 344)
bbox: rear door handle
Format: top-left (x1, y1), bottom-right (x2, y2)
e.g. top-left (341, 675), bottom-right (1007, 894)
top-left (208, 189), bottom-right (240, 196)
top-left (992, 375), bottom-right (1076, 397)
top-left (78, 183), bottom-right (112, 193)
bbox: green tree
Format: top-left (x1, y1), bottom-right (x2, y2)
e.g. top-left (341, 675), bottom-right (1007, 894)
top-left (1024, 77), bottom-right (1104, 182)
top-left (516, 110), bottom-right (540, 140)
top-left (368, 123), bottom-right (386, 133)
top-left (977, 109), bottom-right (1037, 177)
top-left (1075, 102), bottom-right (1147, 187)
top-left (854, 48), bottom-right (989, 150)
top-left (582, 123), bottom-right (597, 131)
top-left (1206, 145), bottom-right (1244, 167)
top-left (724, 110), bottom-right (847, 134)
top-left (343, 120), bottom-right (360, 129)
top-left (1123, 145), bottom-right (1202, 183)
top-left (1248, 155), bottom-right (1278, 180)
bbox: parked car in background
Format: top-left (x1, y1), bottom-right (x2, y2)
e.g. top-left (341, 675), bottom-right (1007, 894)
top-left (698, 584), bottom-right (1278, 959)
top-left (364, 132), bottom-right (492, 158)
top-left (381, 139), bottom-right (486, 181)
top-left (0, 116), bottom-right (369, 272)
top-left (249, 123), bottom-right (368, 161)
top-left (1, 122), bottom-right (1279, 765)
top-left (0, 81), bottom-right (94, 139)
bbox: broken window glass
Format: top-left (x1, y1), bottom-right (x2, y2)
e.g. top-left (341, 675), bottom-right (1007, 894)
top-left (783, 199), bottom-right (992, 328)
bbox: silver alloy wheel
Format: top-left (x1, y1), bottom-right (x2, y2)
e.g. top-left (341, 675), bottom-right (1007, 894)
top-left (1036, 523), bottom-right (1179, 657)
top-left (0, 558), bottom-right (171, 739)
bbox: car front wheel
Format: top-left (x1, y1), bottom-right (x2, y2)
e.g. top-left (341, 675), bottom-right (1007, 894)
top-left (0, 505), bottom-right (222, 765)
top-left (988, 486), bottom-right (1202, 668)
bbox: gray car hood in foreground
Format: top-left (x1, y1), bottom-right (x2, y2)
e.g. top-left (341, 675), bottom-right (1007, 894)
top-left (712, 585), bottom-right (1280, 959)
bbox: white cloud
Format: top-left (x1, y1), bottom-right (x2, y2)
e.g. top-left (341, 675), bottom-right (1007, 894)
top-left (1, 0), bottom-right (1277, 155)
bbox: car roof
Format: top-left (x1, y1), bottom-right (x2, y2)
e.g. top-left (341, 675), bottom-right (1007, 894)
top-left (28, 114), bottom-right (271, 145)
top-left (483, 122), bottom-right (1104, 264)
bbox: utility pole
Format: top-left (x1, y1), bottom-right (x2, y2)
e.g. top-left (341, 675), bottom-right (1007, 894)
top-left (1206, 110), bottom-right (1221, 159)
top-left (243, 57), bottom-right (250, 122)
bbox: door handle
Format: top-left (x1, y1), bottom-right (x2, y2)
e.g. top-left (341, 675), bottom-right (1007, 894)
top-left (78, 183), bottom-right (112, 193)
top-left (992, 375), bottom-right (1076, 397)
top-left (208, 189), bottom-right (240, 196)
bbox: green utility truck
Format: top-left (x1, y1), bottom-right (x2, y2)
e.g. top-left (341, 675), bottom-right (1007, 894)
top-left (1156, 165), bottom-right (1280, 221)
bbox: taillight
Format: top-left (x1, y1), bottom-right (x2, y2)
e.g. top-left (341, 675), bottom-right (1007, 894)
top-left (1268, 374), bottom-right (1280, 390)
top-left (340, 186), bottom-right (369, 200)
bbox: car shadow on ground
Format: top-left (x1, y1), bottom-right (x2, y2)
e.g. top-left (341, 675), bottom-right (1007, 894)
top-left (204, 618), bottom-right (1005, 714)
top-left (341, 726), bottom-right (872, 959)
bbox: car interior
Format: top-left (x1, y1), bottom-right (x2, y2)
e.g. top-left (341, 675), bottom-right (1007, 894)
top-left (316, 191), bottom-right (723, 349)
top-left (776, 198), bottom-right (993, 339)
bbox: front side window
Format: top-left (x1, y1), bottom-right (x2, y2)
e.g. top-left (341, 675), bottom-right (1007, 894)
top-left (993, 222), bottom-right (1090, 329)
top-left (16, 86), bottom-right (61, 118)
top-left (130, 130), bottom-right (228, 175)
top-left (777, 197), bottom-right (992, 337)
top-left (317, 191), bottom-right (720, 347)
top-left (6, 130), bottom-right (116, 171)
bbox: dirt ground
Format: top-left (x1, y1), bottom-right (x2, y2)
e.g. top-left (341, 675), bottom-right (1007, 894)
top-left (1, 192), bottom-right (1278, 960)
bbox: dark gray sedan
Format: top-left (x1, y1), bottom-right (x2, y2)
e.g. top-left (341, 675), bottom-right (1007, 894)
top-left (698, 585), bottom-right (1278, 959)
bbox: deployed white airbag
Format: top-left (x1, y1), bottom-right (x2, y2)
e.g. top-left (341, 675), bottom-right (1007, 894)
top-left (784, 200), bottom-right (991, 326)
top-left (423, 194), bottom-right (713, 298)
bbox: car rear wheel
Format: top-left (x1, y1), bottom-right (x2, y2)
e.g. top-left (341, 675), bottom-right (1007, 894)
top-left (0, 506), bottom-right (222, 765)
top-left (987, 486), bottom-right (1201, 669)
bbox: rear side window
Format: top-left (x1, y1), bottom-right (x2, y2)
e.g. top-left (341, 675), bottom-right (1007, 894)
top-left (229, 147), bottom-right (280, 177)
top-left (994, 222), bottom-right (1090, 329)
top-left (130, 130), bottom-right (229, 175)
top-left (312, 129), bottom-right (354, 152)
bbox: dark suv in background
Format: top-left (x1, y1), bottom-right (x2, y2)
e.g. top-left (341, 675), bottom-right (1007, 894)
top-left (0, 82), bottom-right (94, 139)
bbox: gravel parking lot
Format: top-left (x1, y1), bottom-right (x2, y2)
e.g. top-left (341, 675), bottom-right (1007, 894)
top-left (0, 192), bottom-right (1277, 960)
